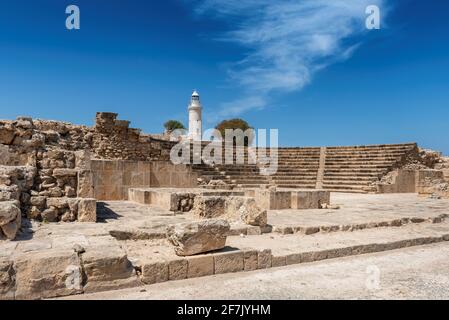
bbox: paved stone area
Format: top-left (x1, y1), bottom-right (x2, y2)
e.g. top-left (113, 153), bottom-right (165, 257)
top-left (269, 193), bottom-right (449, 233)
top-left (2, 192), bottom-right (449, 300)
top-left (2, 193), bottom-right (449, 261)
top-left (58, 242), bottom-right (449, 300)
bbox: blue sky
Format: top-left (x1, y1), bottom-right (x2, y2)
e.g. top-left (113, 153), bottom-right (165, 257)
top-left (0, 0), bottom-right (448, 153)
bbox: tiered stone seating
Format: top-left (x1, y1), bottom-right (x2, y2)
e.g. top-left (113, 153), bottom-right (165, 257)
top-left (323, 143), bottom-right (417, 193)
top-left (190, 143), bottom-right (418, 193)
top-left (269, 148), bottom-right (321, 189)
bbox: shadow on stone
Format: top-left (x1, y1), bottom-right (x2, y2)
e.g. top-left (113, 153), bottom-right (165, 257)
top-left (96, 202), bottom-right (122, 223)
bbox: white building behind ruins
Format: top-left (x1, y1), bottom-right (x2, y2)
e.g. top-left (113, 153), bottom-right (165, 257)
top-left (188, 90), bottom-right (202, 141)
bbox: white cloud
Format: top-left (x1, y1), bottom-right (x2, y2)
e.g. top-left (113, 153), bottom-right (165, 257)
top-left (191, 0), bottom-right (385, 117)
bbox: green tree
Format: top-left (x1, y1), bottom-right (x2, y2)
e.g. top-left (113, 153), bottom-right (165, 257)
top-left (215, 118), bottom-right (254, 146)
top-left (164, 120), bottom-right (186, 133)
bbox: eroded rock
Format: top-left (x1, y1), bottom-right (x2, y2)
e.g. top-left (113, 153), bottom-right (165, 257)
top-left (167, 219), bottom-right (230, 256)
top-left (0, 201), bottom-right (21, 240)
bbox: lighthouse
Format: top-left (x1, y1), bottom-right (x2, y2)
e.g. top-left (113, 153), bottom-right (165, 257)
top-left (188, 90), bottom-right (202, 141)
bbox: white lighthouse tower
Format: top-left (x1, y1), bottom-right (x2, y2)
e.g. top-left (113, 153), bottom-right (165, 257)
top-left (188, 90), bottom-right (202, 141)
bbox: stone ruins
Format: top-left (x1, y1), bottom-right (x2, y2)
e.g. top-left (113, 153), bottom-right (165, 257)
top-left (1, 110), bottom-right (449, 300)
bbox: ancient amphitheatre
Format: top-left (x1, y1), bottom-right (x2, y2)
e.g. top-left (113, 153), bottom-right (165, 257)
top-left (1, 105), bottom-right (449, 300)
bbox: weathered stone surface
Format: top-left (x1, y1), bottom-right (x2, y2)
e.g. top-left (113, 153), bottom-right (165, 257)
top-left (82, 246), bottom-right (140, 293)
top-left (236, 198), bottom-right (267, 227)
top-left (291, 190), bottom-right (331, 209)
top-left (187, 255), bottom-right (214, 278)
top-left (140, 259), bottom-right (169, 285)
top-left (0, 259), bottom-right (15, 300)
top-left (214, 251), bottom-right (244, 274)
top-left (224, 197), bottom-right (267, 227)
top-left (193, 196), bottom-right (226, 218)
top-left (168, 259), bottom-right (188, 280)
top-left (0, 201), bottom-right (21, 240)
top-left (0, 126), bottom-right (15, 145)
top-left (167, 219), bottom-right (230, 256)
top-left (0, 201), bottom-right (20, 225)
top-left (257, 249), bottom-right (272, 269)
top-left (42, 207), bottom-right (59, 222)
top-left (30, 196), bottom-right (46, 208)
top-left (243, 250), bottom-right (258, 271)
top-left (78, 198), bottom-right (97, 222)
top-left (77, 169), bottom-right (94, 198)
top-left (14, 250), bottom-right (83, 300)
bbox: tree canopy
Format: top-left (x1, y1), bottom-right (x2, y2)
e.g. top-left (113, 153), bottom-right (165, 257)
top-left (215, 118), bottom-right (254, 146)
top-left (164, 120), bottom-right (186, 133)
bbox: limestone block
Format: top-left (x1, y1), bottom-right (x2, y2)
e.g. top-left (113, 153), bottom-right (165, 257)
top-left (291, 190), bottom-right (330, 209)
top-left (75, 150), bottom-right (91, 170)
top-left (14, 250), bottom-right (83, 300)
top-left (214, 251), bottom-right (244, 274)
top-left (52, 168), bottom-right (78, 178)
top-left (77, 170), bottom-right (94, 198)
top-left (243, 250), bottom-right (258, 271)
top-left (225, 197), bottom-right (267, 227)
top-left (140, 259), bottom-right (169, 285)
top-left (30, 196), bottom-right (46, 208)
top-left (255, 189), bottom-right (291, 210)
top-left (167, 219), bottom-right (230, 256)
top-left (187, 255), bottom-right (214, 278)
top-left (0, 126), bottom-right (15, 145)
top-left (78, 198), bottom-right (97, 223)
top-left (193, 196), bottom-right (226, 218)
top-left (42, 207), bottom-right (59, 222)
top-left (0, 259), bottom-right (15, 300)
top-left (257, 249), bottom-right (272, 269)
top-left (82, 246), bottom-right (140, 293)
top-left (0, 201), bottom-right (21, 240)
top-left (271, 256), bottom-right (287, 268)
top-left (168, 259), bottom-right (188, 281)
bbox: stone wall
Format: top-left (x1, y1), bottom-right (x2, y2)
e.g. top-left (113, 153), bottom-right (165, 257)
top-left (93, 112), bottom-right (176, 162)
top-left (91, 160), bottom-right (198, 201)
top-left (91, 160), bottom-right (152, 201)
top-left (377, 170), bottom-right (418, 194)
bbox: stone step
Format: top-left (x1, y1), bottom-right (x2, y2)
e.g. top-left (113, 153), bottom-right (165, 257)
top-left (277, 184), bottom-right (317, 189)
top-left (325, 164), bottom-right (392, 169)
top-left (323, 180), bottom-right (373, 186)
top-left (272, 180), bottom-right (317, 185)
top-left (276, 165), bottom-right (319, 170)
top-left (323, 176), bottom-right (377, 182)
top-left (325, 159), bottom-right (396, 164)
top-left (326, 143), bottom-right (416, 150)
top-left (325, 159), bottom-right (399, 164)
top-left (324, 168), bottom-right (387, 173)
top-left (272, 172), bottom-right (318, 177)
top-left (326, 148), bottom-right (412, 154)
top-left (325, 153), bottom-right (403, 159)
top-left (322, 183), bottom-right (367, 190)
top-left (227, 220), bottom-right (449, 268)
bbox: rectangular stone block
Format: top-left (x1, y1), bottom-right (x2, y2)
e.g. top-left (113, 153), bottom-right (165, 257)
top-left (168, 259), bottom-right (188, 281)
top-left (187, 255), bottom-right (214, 278)
top-left (271, 256), bottom-right (287, 268)
top-left (82, 246), bottom-right (140, 293)
top-left (78, 198), bottom-right (97, 222)
top-left (14, 250), bottom-right (82, 300)
top-left (243, 250), bottom-right (258, 271)
top-left (193, 196), bottom-right (226, 218)
top-left (0, 259), bottom-right (15, 300)
top-left (214, 251), bottom-right (244, 274)
top-left (285, 253), bottom-right (301, 265)
top-left (254, 190), bottom-right (292, 210)
top-left (141, 260), bottom-right (169, 285)
top-left (257, 249), bottom-right (272, 269)
top-left (77, 170), bottom-right (94, 198)
top-left (291, 190), bottom-right (330, 209)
